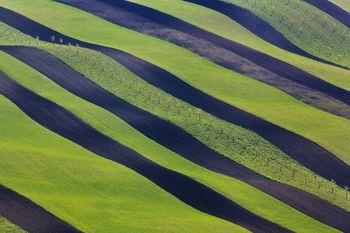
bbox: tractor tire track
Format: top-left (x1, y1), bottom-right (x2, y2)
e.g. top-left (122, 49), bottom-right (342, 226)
top-left (0, 72), bottom-right (290, 233)
top-left (0, 184), bottom-right (80, 233)
top-left (2, 46), bottom-right (350, 232)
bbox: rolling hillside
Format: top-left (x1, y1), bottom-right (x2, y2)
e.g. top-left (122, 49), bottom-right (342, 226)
top-left (0, 0), bottom-right (349, 232)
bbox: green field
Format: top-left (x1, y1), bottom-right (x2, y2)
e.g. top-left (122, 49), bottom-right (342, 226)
top-left (0, 1), bottom-right (349, 232)
top-left (1, 0), bottom-right (349, 166)
top-left (1, 21), bottom-right (349, 211)
top-left (1, 44), bottom-right (342, 232)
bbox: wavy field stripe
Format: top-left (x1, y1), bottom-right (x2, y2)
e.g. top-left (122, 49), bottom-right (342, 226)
top-left (3, 47), bottom-right (345, 233)
top-left (0, 184), bottom-right (79, 233)
top-left (0, 7), bottom-right (349, 188)
top-left (181, 0), bottom-right (335, 64)
top-left (75, 47), bottom-right (350, 189)
top-left (303, 0), bottom-right (350, 28)
top-left (0, 68), bottom-right (256, 233)
top-left (0, 72), bottom-right (291, 233)
top-left (3, 46), bottom-right (350, 232)
top-left (183, 0), bottom-right (350, 67)
top-left (1, 2), bottom-right (350, 164)
top-left (127, 0), bottom-right (350, 91)
top-left (54, 0), bottom-right (350, 119)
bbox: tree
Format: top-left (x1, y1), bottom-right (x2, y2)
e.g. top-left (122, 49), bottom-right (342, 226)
top-left (196, 108), bottom-right (202, 123)
top-left (75, 43), bottom-right (80, 54)
top-left (330, 179), bottom-right (336, 193)
top-left (50, 35), bottom-right (55, 45)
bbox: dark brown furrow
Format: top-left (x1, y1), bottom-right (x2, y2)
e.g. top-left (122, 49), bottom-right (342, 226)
top-left (0, 185), bottom-right (80, 233)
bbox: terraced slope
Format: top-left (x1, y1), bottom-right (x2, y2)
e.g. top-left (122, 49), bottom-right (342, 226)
top-left (55, 0), bottom-right (350, 119)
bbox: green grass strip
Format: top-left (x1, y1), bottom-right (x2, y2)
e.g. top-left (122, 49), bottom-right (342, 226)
top-left (0, 217), bottom-right (25, 233)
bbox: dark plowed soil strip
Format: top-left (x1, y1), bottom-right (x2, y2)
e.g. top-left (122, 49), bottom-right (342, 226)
top-left (2, 47), bottom-right (350, 232)
top-left (304, 0), bottom-right (350, 28)
top-left (0, 5), bottom-right (349, 196)
top-left (182, 0), bottom-right (345, 64)
top-left (0, 72), bottom-right (291, 233)
top-left (0, 185), bottom-right (79, 233)
top-left (55, 0), bottom-right (350, 112)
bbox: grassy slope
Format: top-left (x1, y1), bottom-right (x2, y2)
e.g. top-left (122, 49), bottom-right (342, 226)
top-left (1, 1), bottom-right (349, 165)
top-left (0, 217), bottom-right (25, 233)
top-left (0, 73), bottom-right (247, 233)
top-left (0, 51), bottom-right (340, 233)
top-left (1, 22), bottom-right (348, 212)
top-left (128, 0), bottom-right (350, 91)
top-left (44, 45), bottom-right (350, 210)
top-left (0, 21), bottom-right (350, 209)
top-left (221, 0), bottom-right (350, 66)
top-left (327, 0), bottom-right (350, 13)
